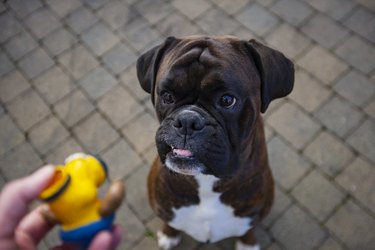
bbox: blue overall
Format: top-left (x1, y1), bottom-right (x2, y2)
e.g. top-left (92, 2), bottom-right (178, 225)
top-left (59, 214), bottom-right (115, 249)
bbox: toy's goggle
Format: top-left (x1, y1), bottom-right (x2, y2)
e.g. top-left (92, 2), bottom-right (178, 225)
top-left (40, 168), bottom-right (71, 202)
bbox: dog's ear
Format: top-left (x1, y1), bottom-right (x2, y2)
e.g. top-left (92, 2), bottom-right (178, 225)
top-left (246, 39), bottom-right (294, 113)
top-left (136, 36), bottom-right (177, 96)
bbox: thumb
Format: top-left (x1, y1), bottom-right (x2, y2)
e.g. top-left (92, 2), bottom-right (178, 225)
top-left (88, 225), bottom-right (123, 250)
top-left (0, 166), bottom-right (55, 238)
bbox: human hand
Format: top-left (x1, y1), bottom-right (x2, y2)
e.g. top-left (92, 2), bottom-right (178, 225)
top-left (0, 166), bottom-right (122, 250)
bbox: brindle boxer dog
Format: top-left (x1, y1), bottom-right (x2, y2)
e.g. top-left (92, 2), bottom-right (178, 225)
top-left (136, 36), bottom-right (294, 250)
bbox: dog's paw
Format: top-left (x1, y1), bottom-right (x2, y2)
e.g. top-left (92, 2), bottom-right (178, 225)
top-left (235, 241), bottom-right (260, 250)
top-left (157, 230), bottom-right (181, 250)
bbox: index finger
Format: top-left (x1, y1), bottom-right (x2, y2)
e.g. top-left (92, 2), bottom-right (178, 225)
top-left (15, 205), bottom-right (56, 246)
top-left (0, 166), bottom-right (55, 238)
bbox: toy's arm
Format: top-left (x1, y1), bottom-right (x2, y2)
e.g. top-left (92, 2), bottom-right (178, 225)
top-left (40, 204), bottom-right (60, 225)
top-left (99, 180), bottom-right (125, 217)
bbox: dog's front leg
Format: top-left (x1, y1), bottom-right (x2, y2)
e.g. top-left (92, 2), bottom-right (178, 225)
top-left (236, 228), bottom-right (260, 250)
top-left (157, 223), bottom-right (181, 250)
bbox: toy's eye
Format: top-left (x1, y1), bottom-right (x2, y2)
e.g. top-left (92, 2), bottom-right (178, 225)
top-left (219, 95), bottom-right (236, 109)
top-left (161, 91), bottom-right (175, 105)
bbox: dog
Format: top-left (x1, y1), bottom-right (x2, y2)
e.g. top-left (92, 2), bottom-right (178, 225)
top-left (136, 36), bottom-right (294, 250)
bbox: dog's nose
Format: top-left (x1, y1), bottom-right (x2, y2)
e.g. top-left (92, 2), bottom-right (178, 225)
top-left (173, 110), bottom-right (205, 135)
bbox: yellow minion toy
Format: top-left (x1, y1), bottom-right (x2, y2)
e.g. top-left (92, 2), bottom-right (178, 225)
top-left (39, 153), bottom-right (125, 249)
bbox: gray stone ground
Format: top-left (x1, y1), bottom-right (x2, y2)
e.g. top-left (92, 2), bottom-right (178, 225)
top-left (0, 0), bottom-right (374, 249)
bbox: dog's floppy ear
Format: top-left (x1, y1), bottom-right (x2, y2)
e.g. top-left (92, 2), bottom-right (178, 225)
top-left (136, 36), bottom-right (177, 98)
top-left (246, 39), bottom-right (294, 113)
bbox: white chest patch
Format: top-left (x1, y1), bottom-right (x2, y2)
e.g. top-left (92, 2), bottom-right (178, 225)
top-left (169, 174), bottom-right (252, 243)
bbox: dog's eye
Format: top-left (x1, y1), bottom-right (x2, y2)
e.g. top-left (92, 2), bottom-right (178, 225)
top-left (219, 95), bottom-right (236, 109)
top-left (161, 91), bottom-right (175, 105)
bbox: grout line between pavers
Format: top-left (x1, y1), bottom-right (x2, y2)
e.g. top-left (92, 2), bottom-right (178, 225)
top-left (266, 100), bottom-right (323, 153)
top-left (95, 107), bottom-right (150, 159)
top-left (268, 189), bottom-right (334, 249)
top-left (3, 0), bottom-right (45, 21)
top-left (0, 8), bottom-right (24, 44)
top-left (265, 5), bottom-right (375, 83)
top-left (58, 2), bottom-right (141, 76)
top-left (317, 197), bottom-right (360, 250)
top-left (156, 0), bottom-right (209, 35)
top-left (113, 17), bottom-right (162, 57)
top-left (117, 63), bottom-right (153, 103)
top-left (272, 129), bottom-right (375, 221)
top-left (290, 40), bottom-right (316, 63)
top-left (264, 130), bottom-right (375, 225)
top-left (0, 38), bottom-right (64, 169)
top-left (64, 7), bottom-right (100, 37)
top-left (115, 3), bottom-right (167, 53)
top-left (339, 4), bottom-right (375, 45)
top-left (118, 111), bottom-right (158, 151)
top-left (311, 93), bottom-right (375, 158)
top-left (292, 49), bottom-right (375, 130)
top-left (233, 1), bottom-right (281, 40)
top-left (12, 12), bottom-right (95, 162)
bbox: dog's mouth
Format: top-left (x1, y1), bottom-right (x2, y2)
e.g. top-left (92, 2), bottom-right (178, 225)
top-left (172, 147), bottom-right (193, 158)
top-left (165, 146), bottom-right (205, 176)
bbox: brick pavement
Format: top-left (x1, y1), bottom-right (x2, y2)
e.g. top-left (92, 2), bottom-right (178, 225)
top-left (0, 0), bottom-right (374, 249)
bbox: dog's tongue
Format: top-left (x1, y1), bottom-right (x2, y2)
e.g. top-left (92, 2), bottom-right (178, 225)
top-left (173, 148), bottom-right (193, 157)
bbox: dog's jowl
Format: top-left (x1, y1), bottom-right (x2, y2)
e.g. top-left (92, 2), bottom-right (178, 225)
top-left (136, 36), bottom-right (294, 250)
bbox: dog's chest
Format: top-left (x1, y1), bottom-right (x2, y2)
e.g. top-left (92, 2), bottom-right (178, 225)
top-left (169, 174), bottom-right (252, 243)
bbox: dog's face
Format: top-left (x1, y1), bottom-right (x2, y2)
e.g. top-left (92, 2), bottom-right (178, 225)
top-left (137, 36), bottom-right (294, 178)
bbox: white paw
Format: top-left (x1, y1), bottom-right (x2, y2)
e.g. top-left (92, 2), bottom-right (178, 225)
top-left (157, 230), bottom-right (181, 250)
top-left (64, 152), bottom-right (88, 164)
top-left (235, 241), bottom-right (260, 250)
